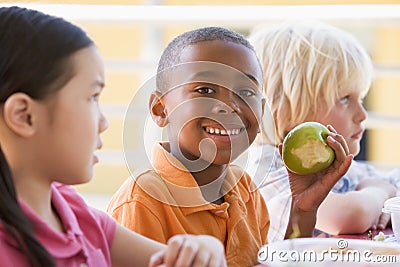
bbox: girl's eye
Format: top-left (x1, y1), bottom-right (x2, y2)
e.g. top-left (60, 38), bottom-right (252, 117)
top-left (91, 93), bottom-right (100, 102)
top-left (339, 96), bottom-right (349, 105)
top-left (195, 87), bottom-right (215, 94)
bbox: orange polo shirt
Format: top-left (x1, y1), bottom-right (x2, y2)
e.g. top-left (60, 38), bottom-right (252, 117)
top-left (107, 143), bottom-right (270, 267)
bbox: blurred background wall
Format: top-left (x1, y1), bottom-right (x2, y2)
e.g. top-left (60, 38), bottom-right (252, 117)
top-left (2, 0), bottom-right (400, 210)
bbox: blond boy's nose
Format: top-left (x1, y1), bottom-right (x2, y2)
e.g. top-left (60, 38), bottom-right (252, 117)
top-left (356, 102), bottom-right (368, 123)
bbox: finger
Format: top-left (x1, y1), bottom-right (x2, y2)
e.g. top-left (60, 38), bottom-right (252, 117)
top-left (208, 255), bottom-right (224, 267)
top-left (327, 124), bottom-right (337, 134)
top-left (326, 135), bottom-right (347, 163)
top-left (278, 143), bottom-right (283, 157)
top-left (174, 238), bottom-right (198, 267)
top-left (377, 213), bottom-right (391, 230)
top-left (326, 124), bottom-right (350, 156)
top-left (336, 154), bottom-right (353, 178)
top-left (318, 154), bottom-right (353, 192)
top-left (191, 248), bottom-right (211, 267)
top-left (148, 250), bottom-right (165, 267)
top-left (328, 132), bottom-right (350, 156)
top-left (164, 235), bottom-right (185, 267)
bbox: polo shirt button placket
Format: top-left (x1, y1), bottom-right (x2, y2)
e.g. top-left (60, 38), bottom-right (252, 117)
top-left (237, 201), bottom-right (246, 215)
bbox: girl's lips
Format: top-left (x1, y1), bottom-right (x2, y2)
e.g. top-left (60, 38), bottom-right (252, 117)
top-left (351, 130), bottom-right (364, 139)
top-left (93, 154), bottom-right (99, 164)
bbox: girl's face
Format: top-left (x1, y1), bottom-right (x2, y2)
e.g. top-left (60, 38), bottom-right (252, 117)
top-left (159, 40), bottom-right (264, 167)
top-left (36, 46), bottom-right (108, 184)
top-left (317, 86), bottom-right (367, 156)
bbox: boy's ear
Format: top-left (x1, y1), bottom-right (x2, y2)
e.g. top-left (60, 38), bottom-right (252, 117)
top-left (149, 91), bottom-right (167, 127)
top-left (3, 93), bottom-right (36, 137)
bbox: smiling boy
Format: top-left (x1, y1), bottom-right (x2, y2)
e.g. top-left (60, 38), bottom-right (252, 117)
top-left (108, 27), bottom-right (352, 267)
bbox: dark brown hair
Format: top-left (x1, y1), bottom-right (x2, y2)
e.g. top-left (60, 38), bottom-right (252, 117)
top-left (0, 6), bottom-right (93, 266)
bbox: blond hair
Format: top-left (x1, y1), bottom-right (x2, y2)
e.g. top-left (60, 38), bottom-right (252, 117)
top-left (249, 21), bottom-right (373, 145)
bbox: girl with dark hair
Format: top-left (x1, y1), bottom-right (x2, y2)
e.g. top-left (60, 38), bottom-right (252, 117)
top-left (0, 6), bottom-right (226, 267)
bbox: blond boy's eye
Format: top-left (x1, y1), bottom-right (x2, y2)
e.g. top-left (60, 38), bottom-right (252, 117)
top-left (196, 87), bottom-right (215, 94)
top-left (339, 96), bottom-right (349, 105)
top-left (238, 89), bottom-right (256, 97)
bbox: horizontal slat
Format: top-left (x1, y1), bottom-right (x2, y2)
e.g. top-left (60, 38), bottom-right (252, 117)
top-left (101, 105), bottom-right (400, 129)
top-left (365, 112), bottom-right (400, 129)
top-left (104, 60), bottom-right (400, 77)
top-left (2, 4), bottom-right (400, 27)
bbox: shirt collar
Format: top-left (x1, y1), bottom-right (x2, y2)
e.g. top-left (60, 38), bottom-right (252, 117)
top-left (15, 183), bottom-right (83, 257)
top-left (150, 142), bottom-right (249, 215)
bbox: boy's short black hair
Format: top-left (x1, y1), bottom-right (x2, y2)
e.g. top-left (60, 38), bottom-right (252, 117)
top-left (156, 26), bottom-right (256, 92)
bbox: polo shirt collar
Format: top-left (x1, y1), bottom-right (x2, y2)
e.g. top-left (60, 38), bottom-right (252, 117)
top-left (151, 143), bottom-right (249, 215)
top-left (15, 183), bottom-right (84, 258)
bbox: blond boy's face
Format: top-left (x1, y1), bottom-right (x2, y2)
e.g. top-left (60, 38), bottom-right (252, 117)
top-left (317, 86), bottom-right (367, 156)
top-left (159, 40), bottom-right (264, 168)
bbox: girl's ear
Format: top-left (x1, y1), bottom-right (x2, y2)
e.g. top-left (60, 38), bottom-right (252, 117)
top-left (3, 93), bottom-right (36, 137)
top-left (149, 91), bottom-right (167, 127)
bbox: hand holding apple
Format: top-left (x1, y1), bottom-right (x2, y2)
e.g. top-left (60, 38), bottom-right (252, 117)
top-left (282, 122), bottom-right (335, 175)
top-left (282, 124), bottom-right (353, 238)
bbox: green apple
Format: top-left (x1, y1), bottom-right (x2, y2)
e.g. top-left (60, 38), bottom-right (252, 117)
top-left (282, 122), bottom-right (335, 175)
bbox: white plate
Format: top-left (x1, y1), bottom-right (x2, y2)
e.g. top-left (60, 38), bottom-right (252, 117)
top-left (258, 238), bottom-right (400, 266)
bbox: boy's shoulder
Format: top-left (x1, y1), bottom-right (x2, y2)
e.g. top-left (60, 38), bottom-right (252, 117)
top-left (227, 164), bottom-right (261, 197)
top-left (229, 164), bottom-right (253, 184)
top-left (114, 168), bottom-right (171, 197)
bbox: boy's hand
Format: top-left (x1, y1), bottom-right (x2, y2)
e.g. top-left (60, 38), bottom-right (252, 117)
top-left (284, 125), bottom-right (353, 238)
top-left (356, 179), bottom-right (396, 230)
top-left (356, 179), bottom-right (396, 199)
top-left (148, 234), bottom-right (227, 267)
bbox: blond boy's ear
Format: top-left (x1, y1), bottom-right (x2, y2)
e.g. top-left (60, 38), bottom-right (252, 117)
top-left (261, 97), bottom-right (266, 116)
top-left (3, 92), bottom-right (36, 137)
top-left (149, 91), bottom-right (167, 127)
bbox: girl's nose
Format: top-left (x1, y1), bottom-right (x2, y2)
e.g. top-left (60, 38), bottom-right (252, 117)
top-left (99, 112), bottom-right (109, 133)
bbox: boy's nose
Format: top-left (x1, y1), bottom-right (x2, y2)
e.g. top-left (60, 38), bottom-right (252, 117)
top-left (211, 90), bottom-right (241, 114)
top-left (211, 99), bottom-right (240, 114)
top-left (355, 102), bottom-right (368, 123)
top-left (212, 102), bottom-right (234, 114)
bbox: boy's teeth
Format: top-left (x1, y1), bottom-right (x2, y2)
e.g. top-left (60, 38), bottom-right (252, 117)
top-left (205, 127), bottom-right (242, 136)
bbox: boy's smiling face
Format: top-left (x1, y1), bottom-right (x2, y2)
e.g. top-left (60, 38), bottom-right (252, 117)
top-left (152, 40), bottom-right (264, 169)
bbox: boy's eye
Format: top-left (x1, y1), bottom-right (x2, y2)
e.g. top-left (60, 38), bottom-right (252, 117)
top-left (339, 96), bottom-right (349, 105)
top-left (195, 87), bottom-right (215, 94)
top-left (238, 88), bottom-right (256, 97)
